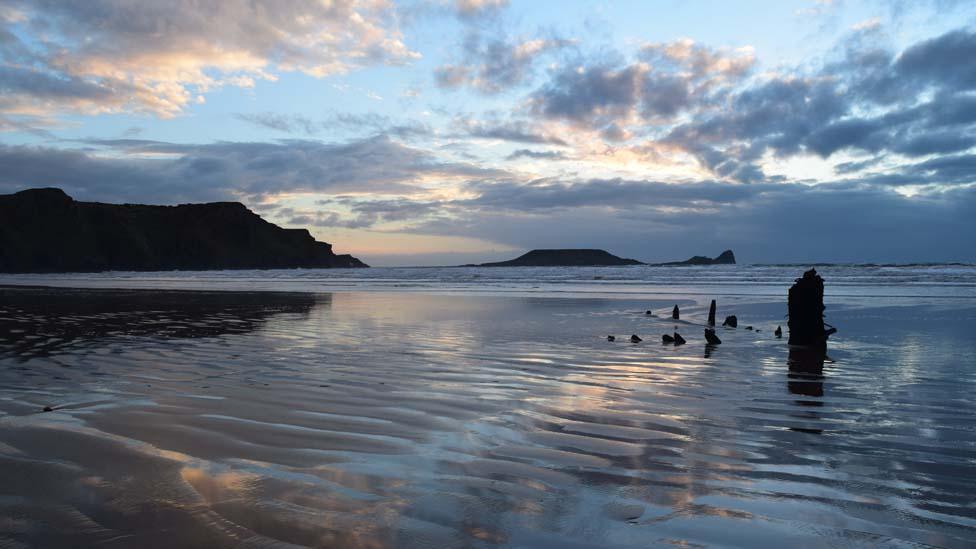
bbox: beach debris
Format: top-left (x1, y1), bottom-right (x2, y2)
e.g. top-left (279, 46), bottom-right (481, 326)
top-left (42, 406), bottom-right (53, 412)
top-left (662, 334), bottom-right (675, 344)
top-left (607, 335), bottom-right (616, 342)
top-left (672, 305), bottom-right (680, 320)
top-left (722, 315), bottom-right (738, 327)
top-left (704, 329), bottom-right (722, 345)
top-left (708, 300), bottom-right (717, 325)
top-left (775, 326), bottom-right (783, 338)
top-left (630, 334), bottom-right (643, 343)
top-left (673, 333), bottom-right (686, 345)
top-left (788, 268), bottom-right (835, 347)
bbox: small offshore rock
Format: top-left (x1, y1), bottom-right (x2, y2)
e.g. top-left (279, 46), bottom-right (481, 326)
top-left (672, 305), bottom-right (680, 320)
top-left (630, 334), bottom-right (642, 343)
top-left (645, 310), bottom-right (653, 315)
top-left (722, 315), bottom-right (738, 328)
top-left (704, 329), bottom-right (722, 345)
top-left (745, 326), bottom-right (754, 331)
top-left (774, 326), bottom-right (783, 338)
top-left (673, 333), bottom-right (686, 345)
top-left (607, 335), bottom-right (616, 342)
top-left (42, 406), bottom-right (53, 412)
top-left (662, 334), bottom-right (675, 344)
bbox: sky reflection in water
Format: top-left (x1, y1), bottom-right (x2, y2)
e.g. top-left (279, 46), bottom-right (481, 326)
top-left (1, 287), bottom-right (975, 548)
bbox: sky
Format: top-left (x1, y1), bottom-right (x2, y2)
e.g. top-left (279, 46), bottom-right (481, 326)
top-left (1, 0), bottom-right (975, 266)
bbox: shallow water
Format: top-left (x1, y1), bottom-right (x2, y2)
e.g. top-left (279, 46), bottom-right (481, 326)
top-left (1, 283), bottom-right (975, 548)
top-left (3, 263), bottom-right (975, 298)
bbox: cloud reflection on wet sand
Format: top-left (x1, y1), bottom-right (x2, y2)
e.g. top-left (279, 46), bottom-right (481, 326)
top-left (1, 288), bottom-right (975, 548)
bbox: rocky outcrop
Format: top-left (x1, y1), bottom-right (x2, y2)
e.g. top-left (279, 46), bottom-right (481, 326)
top-left (471, 248), bottom-right (736, 267)
top-left (654, 250), bottom-right (736, 266)
top-left (474, 249), bottom-right (643, 267)
top-left (0, 188), bottom-right (368, 272)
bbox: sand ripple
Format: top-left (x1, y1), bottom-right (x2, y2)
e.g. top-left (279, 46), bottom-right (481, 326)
top-left (1, 288), bottom-right (975, 547)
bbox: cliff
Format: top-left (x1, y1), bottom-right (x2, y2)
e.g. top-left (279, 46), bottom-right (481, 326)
top-left (474, 249), bottom-right (643, 267)
top-left (0, 188), bottom-right (368, 272)
top-left (654, 250), bottom-right (736, 266)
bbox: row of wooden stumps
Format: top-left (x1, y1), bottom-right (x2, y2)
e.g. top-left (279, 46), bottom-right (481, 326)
top-left (613, 268), bottom-right (835, 350)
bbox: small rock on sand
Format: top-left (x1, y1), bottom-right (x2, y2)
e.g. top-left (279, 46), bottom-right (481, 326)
top-left (662, 334), bottom-right (675, 344)
top-left (607, 335), bottom-right (616, 342)
top-left (673, 333), bottom-right (686, 345)
top-left (630, 334), bottom-right (642, 343)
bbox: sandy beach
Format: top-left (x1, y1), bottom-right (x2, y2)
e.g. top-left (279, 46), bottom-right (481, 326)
top-left (1, 277), bottom-right (975, 548)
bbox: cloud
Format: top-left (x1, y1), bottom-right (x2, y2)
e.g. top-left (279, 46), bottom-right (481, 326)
top-left (527, 40), bottom-right (755, 136)
top-left (235, 113), bottom-right (318, 135)
top-left (531, 63), bottom-right (645, 125)
top-left (512, 27), bottom-right (976, 183)
top-left (435, 36), bottom-right (573, 94)
top-left (455, 118), bottom-right (568, 145)
top-left (0, 0), bottom-right (419, 118)
top-left (656, 27), bottom-right (976, 182)
top-left (894, 28), bottom-right (976, 91)
top-left (0, 135), bottom-right (505, 204)
top-left (505, 149), bottom-right (568, 160)
top-left (1, 134), bottom-right (973, 262)
top-left (236, 111), bottom-right (432, 139)
top-left (456, 178), bottom-right (773, 211)
top-left (398, 179), bottom-right (976, 263)
top-left (453, 0), bottom-right (509, 20)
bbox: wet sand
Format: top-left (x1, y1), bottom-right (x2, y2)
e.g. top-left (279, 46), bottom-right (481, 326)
top-left (1, 287), bottom-right (975, 548)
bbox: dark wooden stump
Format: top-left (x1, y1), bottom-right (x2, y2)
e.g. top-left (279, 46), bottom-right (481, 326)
top-left (788, 268), bottom-right (833, 347)
top-left (672, 305), bottom-right (679, 320)
top-left (707, 300), bottom-right (716, 325)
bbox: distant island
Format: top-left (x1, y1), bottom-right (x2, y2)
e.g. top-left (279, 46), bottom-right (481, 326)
top-left (470, 248), bottom-right (735, 267)
top-left (0, 188), bottom-right (367, 272)
top-left (473, 249), bottom-right (644, 267)
top-left (651, 250), bottom-right (736, 266)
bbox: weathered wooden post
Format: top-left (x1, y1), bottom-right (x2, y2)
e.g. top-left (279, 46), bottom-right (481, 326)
top-left (672, 305), bottom-right (680, 320)
top-left (708, 300), bottom-right (716, 325)
top-left (788, 269), bottom-right (835, 347)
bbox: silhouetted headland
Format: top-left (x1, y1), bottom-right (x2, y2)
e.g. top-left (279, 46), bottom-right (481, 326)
top-left (472, 249), bottom-right (643, 267)
top-left (0, 188), bottom-right (367, 272)
top-left (651, 249), bottom-right (736, 266)
top-left (470, 248), bottom-right (735, 267)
